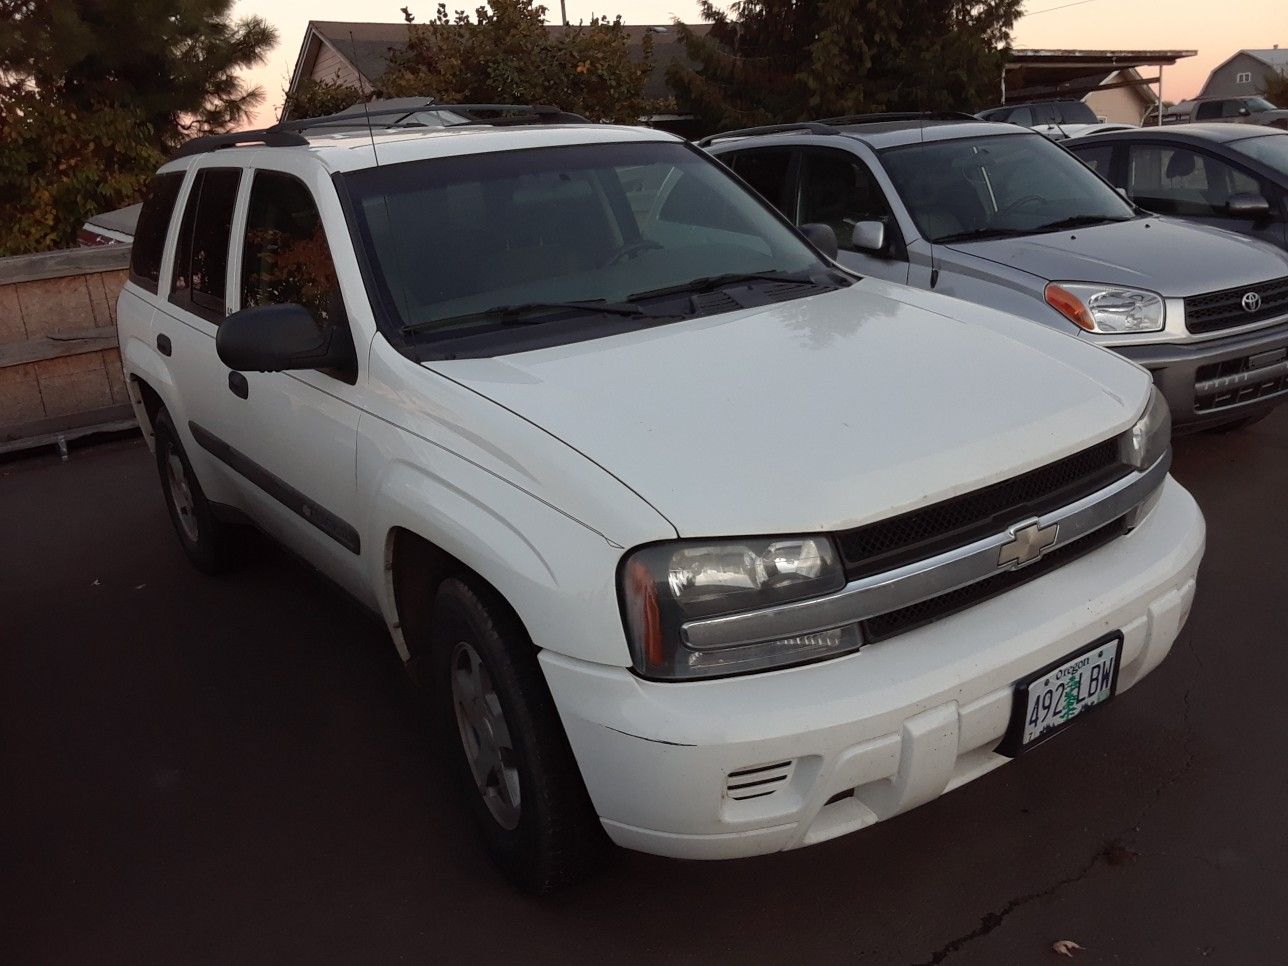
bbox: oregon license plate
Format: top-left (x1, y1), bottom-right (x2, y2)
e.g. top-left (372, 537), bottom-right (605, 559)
top-left (998, 633), bottom-right (1122, 756)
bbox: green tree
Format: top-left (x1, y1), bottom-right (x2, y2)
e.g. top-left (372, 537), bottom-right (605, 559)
top-left (282, 76), bottom-right (365, 122)
top-left (0, 90), bottom-right (162, 255)
top-left (0, 0), bottom-right (277, 151)
top-left (381, 0), bottom-right (661, 123)
top-left (1262, 69), bottom-right (1288, 109)
top-left (669, 0), bottom-right (1021, 131)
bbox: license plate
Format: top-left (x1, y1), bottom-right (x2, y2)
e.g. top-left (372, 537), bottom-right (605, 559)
top-left (998, 633), bottom-right (1122, 757)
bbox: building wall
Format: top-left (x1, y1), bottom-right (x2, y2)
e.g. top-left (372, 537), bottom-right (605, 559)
top-left (310, 42), bottom-right (363, 88)
top-left (1201, 53), bottom-right (1277, 99)
top-left (1085, 86), bottom-right (1147, 124)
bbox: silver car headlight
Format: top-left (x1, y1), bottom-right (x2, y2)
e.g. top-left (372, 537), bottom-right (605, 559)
top-left (620, 536), bottom-right (856, 680)
top-left (1119, 385), bottom-right (1171, 470)
top-left (1046, 282), bottom-right (1166, 333)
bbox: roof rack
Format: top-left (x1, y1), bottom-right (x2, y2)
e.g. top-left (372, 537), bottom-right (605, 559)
top-left (696, 122), bottom-right (843, 147)
top-left (173, 102), bottom-right (588, 158)
top-left (816, 111), bottom-right (978, 126)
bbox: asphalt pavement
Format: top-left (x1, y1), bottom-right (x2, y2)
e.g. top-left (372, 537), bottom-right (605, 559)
top-left (4, 414), bottom-right (1287, 964)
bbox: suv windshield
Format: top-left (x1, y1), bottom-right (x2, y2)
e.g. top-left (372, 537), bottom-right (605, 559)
top-left (880, 133), bottom-right (1136, 244)
top-left (341, 141), bottom-right (828, 352)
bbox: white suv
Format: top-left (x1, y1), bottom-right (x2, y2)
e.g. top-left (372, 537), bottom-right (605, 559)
top-left (117, 103), bottom-right (1205, 892)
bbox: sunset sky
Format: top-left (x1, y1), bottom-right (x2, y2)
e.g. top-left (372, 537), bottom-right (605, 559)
top-left (233, 0), bottom-right (1284, 125)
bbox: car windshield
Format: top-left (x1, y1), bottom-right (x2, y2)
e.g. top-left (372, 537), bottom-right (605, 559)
top-left (880, 133), bottom-right (1137, 244)
top-left (1247, 97), bottom-right (1278, 113)
top-left (341, 141), bottom-right (825, 348)
top-left (1233, 132), bottom-right (1288, 169)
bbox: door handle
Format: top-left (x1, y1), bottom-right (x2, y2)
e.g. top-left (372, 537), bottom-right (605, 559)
top-left (228, 371), bottom-right (249, 399)
top-left (156, 333), bottom-right (172, 356)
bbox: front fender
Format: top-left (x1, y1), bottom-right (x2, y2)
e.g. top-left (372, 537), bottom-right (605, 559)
top-left (359, 421), bottom-right (672, 667)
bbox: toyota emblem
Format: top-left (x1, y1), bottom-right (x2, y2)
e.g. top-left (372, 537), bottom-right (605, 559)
top-left (1242, 291), bottom-right (1263, 313)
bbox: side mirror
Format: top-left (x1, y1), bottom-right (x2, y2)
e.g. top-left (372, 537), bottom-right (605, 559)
top-left (216, 303), bottom-right (355, 373)
top-left (1238, 106), bottom-right (1251, 117)
top-left (851, 220), bottom-right (886, 254)
top-left (1227, 192), bottom-right (1272, 219)
top-left (800, 222), bottom-right (839, 260)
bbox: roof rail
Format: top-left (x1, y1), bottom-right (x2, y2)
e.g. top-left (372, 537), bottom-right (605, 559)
top-left (816, 111), bottom-right (978, 126)
top-left (172, 102), bottom-right (587, 159)
top-left (696, 122), bottom-right (843, 147)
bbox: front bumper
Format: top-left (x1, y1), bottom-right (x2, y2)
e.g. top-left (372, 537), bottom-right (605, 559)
top-left (1115, 320), bottom-right (1288, 431)
top-left (540, 478), bottom-right (1204, 860)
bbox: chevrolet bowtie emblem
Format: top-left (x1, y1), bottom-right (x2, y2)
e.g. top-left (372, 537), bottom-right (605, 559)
top-left (999, 519), bottom-right (1059, 568)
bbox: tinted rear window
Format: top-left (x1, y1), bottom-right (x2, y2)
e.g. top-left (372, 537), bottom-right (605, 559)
top-left (170, 168), bottom-right (241, 322)
top-left (129, 172), bottom-right (184, 294)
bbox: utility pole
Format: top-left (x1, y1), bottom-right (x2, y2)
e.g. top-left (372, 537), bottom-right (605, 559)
top-left (560, 0), bottom-right (568, 25)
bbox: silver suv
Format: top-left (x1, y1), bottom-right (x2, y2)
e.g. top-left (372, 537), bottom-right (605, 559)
top-left (705, 114), bottom-right (1288, 431)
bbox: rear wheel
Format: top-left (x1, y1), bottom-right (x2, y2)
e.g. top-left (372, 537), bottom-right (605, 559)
top-left (428, 577), bottom-right (607, 893)
top-left (153, 408), bottom-right (238, 574)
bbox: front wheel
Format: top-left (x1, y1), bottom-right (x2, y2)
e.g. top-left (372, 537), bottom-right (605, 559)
top-left (429, 577), bottom-right (607, 893)
top-left (153, 408), bottom-right (238, 575)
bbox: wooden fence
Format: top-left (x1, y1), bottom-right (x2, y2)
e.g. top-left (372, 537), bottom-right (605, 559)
top-left (0, 246), bottom-right (135, 454)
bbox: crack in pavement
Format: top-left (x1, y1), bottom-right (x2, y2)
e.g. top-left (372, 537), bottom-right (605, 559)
top-left (916, 631), bottom-right (1205, 965)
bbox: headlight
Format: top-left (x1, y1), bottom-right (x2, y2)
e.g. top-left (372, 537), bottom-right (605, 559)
top-left (1119, 385), bottom-right (1171, 470)
top-left (620, 536), bottom-right (856, 680)
top-left (1045, 282), bottom-right (1165, 333)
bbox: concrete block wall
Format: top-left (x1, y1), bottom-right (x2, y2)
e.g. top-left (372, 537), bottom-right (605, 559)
top-left (0, 246), bottom-right (134, 447)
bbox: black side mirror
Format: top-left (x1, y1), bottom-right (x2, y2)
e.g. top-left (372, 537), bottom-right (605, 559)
top-left (216, 303), bottom-right (355, 374)
top-left (800, 222), bottom-right (839, 260)
top-left (1226, 192), bottom-right (1272, 219)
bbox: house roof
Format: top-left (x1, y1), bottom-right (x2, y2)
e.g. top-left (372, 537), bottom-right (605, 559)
top-left (287, 20), bottom-right (710, 105)
top-left (1240, 48), bottom-right (1288, 70)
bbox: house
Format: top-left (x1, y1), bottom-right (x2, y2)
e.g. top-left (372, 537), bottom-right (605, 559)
top-left (1084, 68), bottom-right (1157, 125)
top-left (285, 19), bottom-right (709, 110)
top-left (1199, 48), bottom-right (1288, 100)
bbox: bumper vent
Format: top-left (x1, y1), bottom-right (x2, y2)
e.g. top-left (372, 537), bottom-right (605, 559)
top-left (725, 761), bottom-right (794, 801)
top-left (836, 437), bottom-right (1126, 580)
top-left (1194, 349), bottom-right (1288, 413)
top-left (1185, 276), bottom-right (1288, 334)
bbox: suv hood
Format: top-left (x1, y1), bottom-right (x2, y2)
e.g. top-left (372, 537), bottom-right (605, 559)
top-left (946, 217), bottom-right (1288, 296)
top-left (427, 281), bottom-right (1149, 538)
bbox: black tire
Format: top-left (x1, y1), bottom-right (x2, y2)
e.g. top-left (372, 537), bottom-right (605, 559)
top-left (428, 577), bottom-right (608, 893)
top-left (1208, 406), bottom-right (1275, 433)
top-left (153, 408), bottom-right (237, 575)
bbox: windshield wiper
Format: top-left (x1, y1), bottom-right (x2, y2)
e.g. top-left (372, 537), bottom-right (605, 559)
top-left (402, 300), bottom-right (647, 336)
top-left (1031, 214), bottom-right (1134, 232)
top-left (626, 269), bottom-right (819, 303)
top-left (933, 227), bottom-right (1032, 244)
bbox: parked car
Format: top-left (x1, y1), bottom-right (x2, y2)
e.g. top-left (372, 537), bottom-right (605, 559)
top-left (118, 103), bottom-right (1204, 892)
top-left (1066, 124), bottom-right (1288, 253)
top-left (1143, 96), bottom-right (1288, 129)
top-left (976, 99), bottom-right (1136, 140)
top-left (703, 114), bottom-right (1288, 431)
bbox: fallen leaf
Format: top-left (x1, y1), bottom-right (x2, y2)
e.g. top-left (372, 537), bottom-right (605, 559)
top-left (91, 579), bottom-right (100, 586)
top-left (1052, 940), bottom-right (1084, 957)
top-left (134, 583), bottom-right (146, 590)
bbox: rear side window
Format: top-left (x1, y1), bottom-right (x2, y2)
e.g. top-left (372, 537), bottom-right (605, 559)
top-left (170, 168), bottom-right (241, 322)
top-left (240, 171), bottom-right (344, 327)
top-left (727, 149), bottom-right (794, 213)
top-left (1194, 101), bottom-right (1223, 121)
top-left (129, 172), bottom-right (184, 294)
top-left (1058, 102), bottom-right (1098, 125)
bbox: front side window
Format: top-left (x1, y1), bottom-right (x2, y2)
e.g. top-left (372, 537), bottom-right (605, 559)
top-left (240, 171), bottom-right (345, 328)
top-left (1073, 144), bottom-right (1118, 182)
top-left (170, 168), bottom-right (241, 321)
top-left (880, 133), bottom-right (1135, 244)
top-left (342, 141), bottom-right (828, 357)
top-left (129, 172), bottom-right (184, 294)
top-left (1127, 145), bottom-right (1262, 216)
top-left (797, 149), bottom-right (898, 253)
